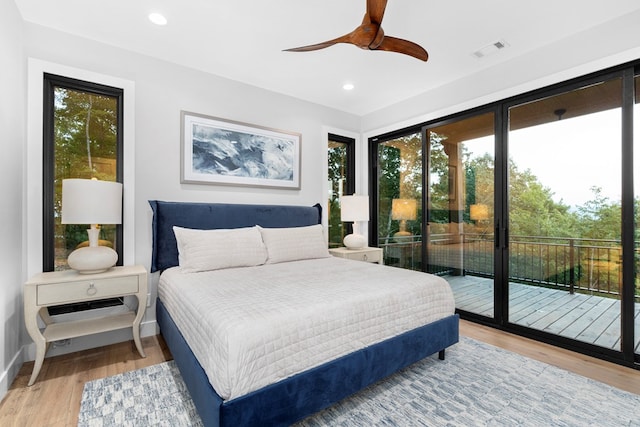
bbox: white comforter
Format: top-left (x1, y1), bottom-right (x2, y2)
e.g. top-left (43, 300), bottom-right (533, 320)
top-left (158, 257), bottom-right (455, 400)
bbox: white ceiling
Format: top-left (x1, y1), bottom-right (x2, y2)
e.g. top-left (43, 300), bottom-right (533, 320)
top-left (14, 0), bottom-right (640, 116)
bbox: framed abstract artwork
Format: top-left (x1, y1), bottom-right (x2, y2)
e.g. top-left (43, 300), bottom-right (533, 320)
top-left (181, 111), bottom-right (301, 189)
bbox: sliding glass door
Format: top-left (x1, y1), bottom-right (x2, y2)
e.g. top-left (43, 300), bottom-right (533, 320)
top-left (370, 61), bottom-right (639, 366)
top-left (373, 132), bottom-right (423, 270)
top-left (426, 112), bottom-right (496, 318)
top-left (507, 77), bottom-right (627, 352)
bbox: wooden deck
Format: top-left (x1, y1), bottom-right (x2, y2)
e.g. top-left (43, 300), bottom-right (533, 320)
top-left (446, 274), bottom-right (640, 352)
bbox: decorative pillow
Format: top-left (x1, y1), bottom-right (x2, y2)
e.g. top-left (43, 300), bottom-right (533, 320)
top-left (173, 226), bottom-right (267, 272)
top-left (258, 224), bottom-right (330, 264)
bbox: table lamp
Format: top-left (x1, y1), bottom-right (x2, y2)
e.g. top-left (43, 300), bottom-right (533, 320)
top-left (470, 204), bottom-right (489, 222)
top-left (392, 198), bottom-right (417, 237)
top-left (340, 195), bottom-right (369, 249)
top-left (61, 178), bottom-right (123, 274)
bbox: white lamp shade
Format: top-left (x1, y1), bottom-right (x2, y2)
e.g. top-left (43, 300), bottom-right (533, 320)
top-left (62, 179), bottom-right (123, 225)
top-left (391, 199), bottom-right (417, 221)
top-left (340, 195), bottom-right (369, 222)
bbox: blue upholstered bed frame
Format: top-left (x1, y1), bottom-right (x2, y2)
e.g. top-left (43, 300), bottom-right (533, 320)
top-left (149, 200), bottom-right (460, 427)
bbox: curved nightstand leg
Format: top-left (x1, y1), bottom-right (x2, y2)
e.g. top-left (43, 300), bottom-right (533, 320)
top-left (133, 326), bottom-right (146, 358)
top-left (132, 293), bottom-right (147, 358)
top-left (28, 340), bottom-right (47, 386)
top-left (24, 292), bottom-right (47, 386)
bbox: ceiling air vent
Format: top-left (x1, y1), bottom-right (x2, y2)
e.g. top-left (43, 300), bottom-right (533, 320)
top-left (472, 39), bottom-right (509, 58)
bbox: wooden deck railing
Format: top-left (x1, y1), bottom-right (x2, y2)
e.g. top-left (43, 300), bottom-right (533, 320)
top-left (379, 233), bottom-right (639, 301)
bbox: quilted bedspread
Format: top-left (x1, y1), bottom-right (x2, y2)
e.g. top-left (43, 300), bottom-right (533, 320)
top-left (158, 257), bottom-right (455, 400)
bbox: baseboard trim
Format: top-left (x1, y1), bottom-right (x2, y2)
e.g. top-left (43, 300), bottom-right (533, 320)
top-left (0, 345), bottom-right (26, 403)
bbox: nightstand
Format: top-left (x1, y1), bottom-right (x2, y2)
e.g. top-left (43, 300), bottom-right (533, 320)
top-left (329, 247), bottom-right (384, 264)
top-left (24, 265), bottom-right (148, 386)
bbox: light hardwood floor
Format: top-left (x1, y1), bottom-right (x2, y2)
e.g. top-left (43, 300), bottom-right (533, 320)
top-left (1, 321), bottom-right (638, 426)
top-left (0, 336), bottom-right (172, 427)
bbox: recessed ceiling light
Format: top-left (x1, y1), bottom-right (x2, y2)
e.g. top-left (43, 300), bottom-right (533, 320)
top-left (343, 83), bottom-right (355, 91)
top-left (148, 12), bottom-right (168, 26)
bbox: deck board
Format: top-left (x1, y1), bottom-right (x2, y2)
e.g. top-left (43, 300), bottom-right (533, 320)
top-left (446, 274), bottom-right (640, 352)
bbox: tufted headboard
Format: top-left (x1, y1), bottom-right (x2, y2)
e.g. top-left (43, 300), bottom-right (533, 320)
top-left (148, 200), bottom-right (322, 272)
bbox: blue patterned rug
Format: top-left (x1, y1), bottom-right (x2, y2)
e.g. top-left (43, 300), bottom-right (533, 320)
top-left (78, 337), bottom-right (640, 426)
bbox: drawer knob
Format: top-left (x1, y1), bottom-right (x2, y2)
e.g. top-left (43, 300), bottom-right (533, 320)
top-left (87, 283), bottom-right (97, 296)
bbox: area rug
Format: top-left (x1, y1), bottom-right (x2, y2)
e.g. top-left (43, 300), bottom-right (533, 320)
top-left (78, 337), bottom-right (640, 426)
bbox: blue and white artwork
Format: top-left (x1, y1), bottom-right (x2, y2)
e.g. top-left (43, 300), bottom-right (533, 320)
top-left (181, 112), bottom-right (300, 189)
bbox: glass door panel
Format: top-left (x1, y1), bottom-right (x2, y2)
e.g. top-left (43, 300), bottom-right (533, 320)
top-left (376, 132), bottom-right (423, 270)
top-left (508, 78), bottom-right (623, 350)
top-left (427, 113), bottom-right (495, 318)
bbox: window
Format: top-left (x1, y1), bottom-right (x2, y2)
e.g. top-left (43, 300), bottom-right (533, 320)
top-left (42, 74), bottom-right (123, 273)
top-left (327, 134), bottom-right (355, 248)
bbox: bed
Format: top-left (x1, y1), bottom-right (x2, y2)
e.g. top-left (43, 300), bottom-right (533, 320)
top-left (150, 200), bottom-right (459, 426)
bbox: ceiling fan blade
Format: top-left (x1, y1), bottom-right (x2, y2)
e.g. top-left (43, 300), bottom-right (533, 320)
top-left (284, 34), bottom-right (353, 53)
top-left (367, 0), bottom-right (388, 26)
top-left (375, 35), bottom-right (429, 61)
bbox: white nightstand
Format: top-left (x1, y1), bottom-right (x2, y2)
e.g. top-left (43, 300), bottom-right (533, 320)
top-left (24, 265), bottom-right (148, 386)
top-left (329, 247), bottom-right (384, 264)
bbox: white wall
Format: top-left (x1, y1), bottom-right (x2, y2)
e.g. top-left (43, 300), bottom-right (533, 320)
top-left (18, 22), bottom-right (360, 361)
top-left (0, 0), bottom-right (26, 398)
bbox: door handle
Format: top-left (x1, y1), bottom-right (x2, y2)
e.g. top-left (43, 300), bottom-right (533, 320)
top-left (504, 227), bottom-right (509, 249)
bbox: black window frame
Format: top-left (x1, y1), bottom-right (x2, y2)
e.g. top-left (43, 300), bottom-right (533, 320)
top-left (328, 133), bottom-right (356, 240)
top-left (42, 73), bottom-right (124, 273)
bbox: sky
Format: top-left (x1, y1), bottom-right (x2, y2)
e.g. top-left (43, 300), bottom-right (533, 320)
top-left (466, 108), bottom-right (631, 209)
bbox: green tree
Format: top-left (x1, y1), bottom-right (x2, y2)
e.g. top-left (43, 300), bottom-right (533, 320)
top-left (507, 161), bottom-right (576, 238)
top-left (575, 186), bottom-right (621, 240)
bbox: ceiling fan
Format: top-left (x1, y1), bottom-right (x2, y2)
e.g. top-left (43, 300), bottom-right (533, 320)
top-left (284, 0), bottom-right (428, 62)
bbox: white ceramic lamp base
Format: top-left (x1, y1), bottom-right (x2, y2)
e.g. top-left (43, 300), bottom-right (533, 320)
top-left (67, 246), bottom-right (118, 274)
top-left (343, 233), bottom-right (366, 250)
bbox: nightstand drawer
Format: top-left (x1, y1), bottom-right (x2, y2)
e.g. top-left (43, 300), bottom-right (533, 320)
top-left (329, 247), bottom-right (384, 264)
top-left (37, 275), bottom-right (139, 306)
top-left (347, 251), bottom-right (381, 263)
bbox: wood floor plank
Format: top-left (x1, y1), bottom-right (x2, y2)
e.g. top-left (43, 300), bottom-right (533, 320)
top-left (528, 292), bottom-right (585, 329)
top-left (509, 288), bottom-right (558, 322)
top-left (561, 296), bottom-right (616, 339)
top-left (514, 291), bottom-right (570, 327)
top-left (448, 276), bottom-right (640, 352)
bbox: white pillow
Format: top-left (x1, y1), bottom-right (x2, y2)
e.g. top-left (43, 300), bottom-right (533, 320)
top-left (173, 226), bottom-right (267, 272)
top-left (258, 224), bottom-right (330, 264)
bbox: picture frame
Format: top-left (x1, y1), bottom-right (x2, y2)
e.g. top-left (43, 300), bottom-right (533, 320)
top-left (181, 111), bottom-right (301, 189)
